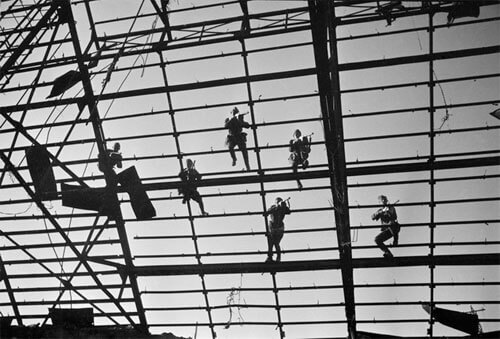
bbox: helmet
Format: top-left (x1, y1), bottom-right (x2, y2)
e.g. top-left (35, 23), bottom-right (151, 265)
top-left (294, 129), bottom-right (301, 138)
top-left (378, 195), bottom-right (388, 203)
top-left (186, 159), bottom-right (194, 168)
top-left (231, 107), bottom-right (239, 115)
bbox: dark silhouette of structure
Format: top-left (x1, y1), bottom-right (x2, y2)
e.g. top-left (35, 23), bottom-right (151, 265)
top-left (0, 1), bottom-right (498, 338)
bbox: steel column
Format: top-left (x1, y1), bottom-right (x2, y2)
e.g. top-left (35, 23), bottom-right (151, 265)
top-left (61, 0), bottom-right (148, 332)
top-left (308, 1), bottom-right (355, 336)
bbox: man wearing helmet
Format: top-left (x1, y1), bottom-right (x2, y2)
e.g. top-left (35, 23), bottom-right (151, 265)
top-left (289, 129), bottom-right (312, 190)
top-left (224, 107), bottom-right (251, 171)
top-left (264, 197), bottom-right (291, 262)
top-left (372, 195), bottom-right (400, 258)
top-left (179, 159), bottom-right (209, 216)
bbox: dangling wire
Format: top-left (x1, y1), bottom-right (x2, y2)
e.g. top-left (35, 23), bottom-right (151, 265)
top-left (224, 272), bottom-right (247, 329)
top-left (434, 70), bottom-right (451, 130)
top-left (0, 202), bottom-right (33, 216)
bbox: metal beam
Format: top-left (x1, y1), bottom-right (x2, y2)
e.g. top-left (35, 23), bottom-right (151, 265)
top-left (0, 1), bottom-right (58, 81)
top-left (308, 2), bottom-right (355, 336)
top-left (61, 0), bottom-right (148, 331)
top-left (149, 0), bottom-right (172, 41)
top-left (0, 156), bottom-right (497, 197)
top-left (0, 255), bottom-right (22, 326)
top-left (132, 253), bottom-right (500, 276)
top-left (0, 229), bottom-right (120, 325)
top-left (0, 111), bottom-right (89, 187)
top-left (2, 44), bottom-right (498, 115)
top-left (0, 151), bottom-right (134, 327)
top-left (341, 44), bottom-right (500, 72)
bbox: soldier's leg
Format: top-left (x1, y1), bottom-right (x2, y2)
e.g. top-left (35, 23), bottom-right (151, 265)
top-left (266, 233), bottom-right (274, 262)
top-left (181, 190), bottom-right (190, 204)
top-left (302, 153), bottom-right (309, 170)
top-left (238, 140), bottom-right (250, 171)
top-left (375, 229), bottom-right (393, 256)
top-left (392, 231), bottom-right (399, 246)
top-left (275, 230), bottom-right (284, 262)
top-left (292, 156), bottom-right (302, 189)
top-left (192, 191), bottom-right (208, 215)
top-left (229, 144), bottom-right (237, 166)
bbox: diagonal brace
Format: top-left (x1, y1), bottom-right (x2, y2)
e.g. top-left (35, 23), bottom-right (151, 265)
top-left (0, 1), bottom-right (59, 81)
top-left (0, 151), bottom-right (137, 327)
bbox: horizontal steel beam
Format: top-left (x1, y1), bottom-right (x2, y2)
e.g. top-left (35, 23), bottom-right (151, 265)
top-left (2, 45), bottom-right (498, 115)
top-left (133, 253), bottom-right (499, 276)
top-left (139, 281), bottom-right (500, 296)
top-left (137, 156), bottom-right (499, 191)
top-left (342, 45), bottom-right (500, 72)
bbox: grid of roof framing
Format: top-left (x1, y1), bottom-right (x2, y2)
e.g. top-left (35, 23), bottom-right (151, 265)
top-left (0, 0), bottom-right (499, 338)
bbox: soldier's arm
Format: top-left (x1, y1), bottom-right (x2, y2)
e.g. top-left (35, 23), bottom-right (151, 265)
top-left (194, 169), bottom-right (202, 181)
top-left (264, 205), bottom-right (276, 216)
top-left (390, 206), bottom-right (397, 221)
top-left (179, 170), bottom-right (186, 181)
top-left (372, 209), bottom-right (381, 220)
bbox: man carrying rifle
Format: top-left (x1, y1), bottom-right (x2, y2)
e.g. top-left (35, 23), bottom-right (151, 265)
top-left (224, 107), bottom-right (251, 171)
top-left (179, 159), bottom-right (209, 216)
top-left (371, 194), bottom-right (400, 258)
top-left (264, 197), bottom-right (291, 262)
top-left (289, 129), bottom-right (312, 190)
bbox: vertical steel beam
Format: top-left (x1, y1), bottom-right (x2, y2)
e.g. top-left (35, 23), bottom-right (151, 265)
top-left (83, 0), bottom-right (101, 51)
top-left (428, 6), bottom-right (436, 338)
top-left (239, 33), bottom-right (286, 339)
top-left (237, 1), bottom-right (284, 335)
top-left (308, 1), bottom-right (355, 337)
top-left (157, 51), bottom-right (217, 339)
top-left (149, 0), bottom-right (172, 41)
top-left (60, 0), bottom-right (148, 332)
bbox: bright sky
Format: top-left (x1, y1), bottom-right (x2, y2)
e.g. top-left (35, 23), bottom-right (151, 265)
top-left (0, 1), bottom-right (499, 338)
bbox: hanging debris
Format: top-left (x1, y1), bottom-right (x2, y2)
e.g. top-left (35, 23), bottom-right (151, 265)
top-left (375, 1), bottom-right (405, 26)
top-left (422, 303), bottom-right (480, 335)
top-left (447, 1), bottom-right (480, 25)
top-left (46, 70), bottom-right (82, 98)
top-left (489, 107), bottom-right (500, 120)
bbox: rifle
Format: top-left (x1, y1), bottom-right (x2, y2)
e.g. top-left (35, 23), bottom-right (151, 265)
top-left (237, 111), bottom-right (250, 121)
